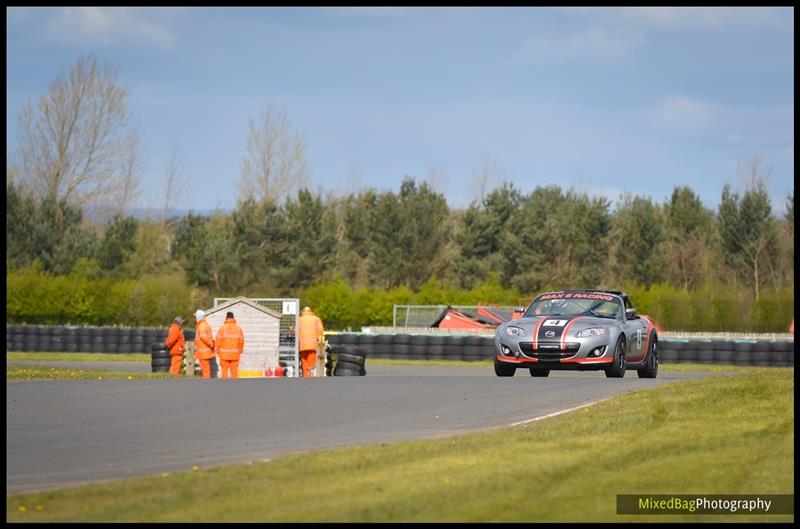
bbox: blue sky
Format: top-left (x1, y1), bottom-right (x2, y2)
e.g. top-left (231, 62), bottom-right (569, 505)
top-left (6, 7), bottom-right (794, 214)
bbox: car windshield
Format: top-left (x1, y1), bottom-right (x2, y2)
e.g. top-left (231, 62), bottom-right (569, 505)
top-left (524, 294), bottom-right (622, 319)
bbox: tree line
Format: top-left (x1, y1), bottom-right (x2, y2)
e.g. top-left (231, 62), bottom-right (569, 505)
top-left (6, 174), bottom-right (794, 326)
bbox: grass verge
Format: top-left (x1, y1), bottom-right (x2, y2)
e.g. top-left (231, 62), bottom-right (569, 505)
top-left (7, 364), bottom-right (172, 381)
top-left (367, 357), bottom-right (759, 373)
top-left (7, 352), bottom-right (150, 362)
top-left (6, 367), bottom-right (793, 522)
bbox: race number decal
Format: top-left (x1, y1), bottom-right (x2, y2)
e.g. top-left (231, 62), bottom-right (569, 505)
top-left (543, 320), bottom-right (568, 327)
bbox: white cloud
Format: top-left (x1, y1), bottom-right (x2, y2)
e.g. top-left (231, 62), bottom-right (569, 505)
top-left (511, 26), bottom-right (645, 64)
top-left (326, 7), bottom-right (412, 18)
top-left (45, 7), bottom-right (179, 50)
top-left (655, 96), bottom-right (793, 145)
top-left (658, 96), bottom-right (718, 130)
top-left (564, 6), bottom-right (792, 32)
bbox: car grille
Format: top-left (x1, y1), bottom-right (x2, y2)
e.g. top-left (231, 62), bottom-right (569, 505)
top-left (518, 342), bottom-right (579, 359)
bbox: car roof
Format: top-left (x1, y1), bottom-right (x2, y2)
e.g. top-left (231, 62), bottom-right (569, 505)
top-left (537, 289), bottom-right (628, 298)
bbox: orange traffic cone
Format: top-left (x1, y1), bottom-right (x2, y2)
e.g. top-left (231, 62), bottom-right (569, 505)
top-left (264, 367), bottom-right (273, 378)
top-left (274, 365), bottom-right (284, 377)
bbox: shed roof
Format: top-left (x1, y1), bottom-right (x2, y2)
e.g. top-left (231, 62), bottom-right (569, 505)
top-left (206, 296), bottom-right (281, 320)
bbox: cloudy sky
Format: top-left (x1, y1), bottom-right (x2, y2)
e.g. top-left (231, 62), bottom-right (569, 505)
top-left (6, 7), bottom-right (794, 213)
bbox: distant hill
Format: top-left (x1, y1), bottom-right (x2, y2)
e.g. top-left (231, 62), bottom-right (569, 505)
top-left (82, 205), bottom-right (225, 225)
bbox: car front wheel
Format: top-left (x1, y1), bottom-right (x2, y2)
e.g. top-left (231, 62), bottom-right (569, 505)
top-left (494, 359), bottom-right (516, 377)
top-left (637, 331), bottom-right (658, 378)
top-left (604, 336), bottom-right (626, 378)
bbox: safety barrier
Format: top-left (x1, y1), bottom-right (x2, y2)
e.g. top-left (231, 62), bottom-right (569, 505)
top-left (6, 325), bottom-right (196, 354)
top-left (6, 326), bottom-right (795, 368)
top-left (326, 333), bottom-right (794, 367)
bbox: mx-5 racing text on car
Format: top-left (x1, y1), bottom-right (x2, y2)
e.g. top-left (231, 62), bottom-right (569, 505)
top-left (494, 290), bottom-right (658, 378)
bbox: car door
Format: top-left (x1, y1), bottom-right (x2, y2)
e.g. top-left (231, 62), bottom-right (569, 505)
top-left (622, 296), bottom-right (647, 361)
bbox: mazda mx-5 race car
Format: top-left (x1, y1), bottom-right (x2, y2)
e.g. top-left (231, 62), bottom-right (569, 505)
top-left (494, 290), bottom-right (658, 378)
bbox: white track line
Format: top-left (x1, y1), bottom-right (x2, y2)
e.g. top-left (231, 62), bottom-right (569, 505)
top-left (509, 398), bottom-right (610, 427)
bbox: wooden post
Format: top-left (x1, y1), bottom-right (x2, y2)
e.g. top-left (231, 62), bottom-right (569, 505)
top-left (316, 340), bottom-right (327, 377)
top-left (185, 342), bottom-right (196, 377)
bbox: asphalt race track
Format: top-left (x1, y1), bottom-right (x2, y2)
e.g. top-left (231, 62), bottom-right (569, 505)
top-left (7, 364), bottom-right (715, 494)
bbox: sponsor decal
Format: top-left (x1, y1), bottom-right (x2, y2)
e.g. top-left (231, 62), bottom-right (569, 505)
top-left (537, 316), bottom-right (576, 345)
top-left (538, 344), bottom-right (561, 350)
top-left (537, 292), bottom-right (616, 302)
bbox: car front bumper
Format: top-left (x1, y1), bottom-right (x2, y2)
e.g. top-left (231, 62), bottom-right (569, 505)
top-left (495, 334), bottom-right (613, 370)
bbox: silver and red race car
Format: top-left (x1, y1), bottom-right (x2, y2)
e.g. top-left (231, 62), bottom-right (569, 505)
top-left (494, 290), bottom-right (658, 378)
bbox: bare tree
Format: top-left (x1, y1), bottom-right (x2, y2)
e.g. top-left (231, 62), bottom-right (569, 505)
top-left (425, 164), bottom-right (447, 193)
top-left (470, 157), bottom-right (501, 203)
top-left (110, 132), bottom-right (143, 215)
top-left (239, 103), bottom-right (309, 204)
top-left (162, 146), bottom-right (189, 221)
top-left (13, 53), bottom-right (142, 222)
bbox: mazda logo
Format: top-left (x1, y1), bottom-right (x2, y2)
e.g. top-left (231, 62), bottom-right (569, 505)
top-left (545, 331), bottom-right (555, 338)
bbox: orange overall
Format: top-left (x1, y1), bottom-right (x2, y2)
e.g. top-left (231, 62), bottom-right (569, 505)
top-left (165, 323), bottom-right (186, 375)
top-left (194, 318), bottom-right (215, 378)
top-left (214, 317), bottom-right (244, 378)
top-left (299, 309), bottom-right (324, 377)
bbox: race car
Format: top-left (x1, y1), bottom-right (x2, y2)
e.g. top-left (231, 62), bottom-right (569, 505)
top-left (493, 290), bottom-right (658, 378)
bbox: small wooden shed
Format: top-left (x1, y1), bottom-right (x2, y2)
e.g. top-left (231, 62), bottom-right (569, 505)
top-left (205, 296), bottom-right (281, 378)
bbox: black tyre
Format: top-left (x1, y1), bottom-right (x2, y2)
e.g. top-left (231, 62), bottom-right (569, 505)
top-left (637, 331), bottom-right (659, 378)
top-left (333, 366), bottom-right (362, 376)
top-left (335, 359), bottom-right (364, 372)
top-left (529, 368), bottom-right (550, 377)
top-left (605, 336), bottom-right (626, 378)
top-left (151, 352), bottom-right (170, 361)
top-left (494, 359), bottom-right (516, 377)
top-left (392, 344), bottom-right (411, 360)
top-left (337, 352), bottom-right (366, 366)
top-left (696, 342), bottom-right (714, 364)
top-left (733, 341), bottom-right (752, 365)
top-left (150, 342), bottom-right (168, 352)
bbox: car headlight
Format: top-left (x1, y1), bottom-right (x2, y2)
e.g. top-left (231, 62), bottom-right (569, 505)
top-left (576, 328), bottom-right (606, 338)
top-left (505, 326), bottom-right (527, 337)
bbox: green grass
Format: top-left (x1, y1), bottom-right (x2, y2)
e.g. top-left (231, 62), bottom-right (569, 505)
top-left (6, 367), bottom-right (793, 522)
top-left (368, 357), bottom-right (757, 373)
top-left (5, 352), bottom-right (768, 374)
top-left (7, 352), bottom-right (150, 362)
top-left (7, 364), bottom-right (172, 380)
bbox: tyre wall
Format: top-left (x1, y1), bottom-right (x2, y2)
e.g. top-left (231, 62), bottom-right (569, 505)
top-left (325, 333), bottom-right (794, 367)
top-left (5, 326), bottom-right (795, 367)
top-left (6, 325), bottom-right (195, 355)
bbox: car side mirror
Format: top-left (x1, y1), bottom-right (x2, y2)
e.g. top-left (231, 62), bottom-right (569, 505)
top-left (513, 307), bottom-right (524, 314)
top-left (625, 308), bottom-right (638, 320)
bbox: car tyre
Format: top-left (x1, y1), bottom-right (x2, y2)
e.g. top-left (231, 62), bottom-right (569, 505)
top-left (637, 331), bottom-right (659, 378)
top-left (494, 359), bottom-right (516, 377)
top-left (529, 368), bottom-right (550, 377)
top-left (605, 336), bottom-right (626, 378)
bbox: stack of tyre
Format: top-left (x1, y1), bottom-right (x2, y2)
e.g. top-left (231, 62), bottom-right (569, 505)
top-left (151, 343), bottom-right (171, 372)
top-left (657, 339), bottom-right (793, 367)
top-left (332, 345), bottom-right (366, 376)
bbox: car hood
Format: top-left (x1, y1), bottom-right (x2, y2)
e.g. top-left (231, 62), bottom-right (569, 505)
top-left (506, 315), bottom-right (616, 334)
